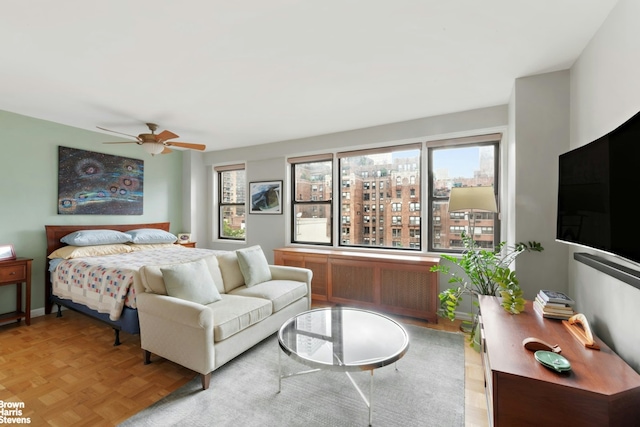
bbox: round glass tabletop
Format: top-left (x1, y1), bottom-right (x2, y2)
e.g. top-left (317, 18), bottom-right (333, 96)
top-left (278, 307), bottom-right (410, 372)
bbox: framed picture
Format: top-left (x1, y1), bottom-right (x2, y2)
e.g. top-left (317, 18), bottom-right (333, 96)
top-left (177, 233), bottom-right (191, 244)
top-left (0, 244), bottom-right (16, 261)
top-left (249, 180), bottom-right (283, 214)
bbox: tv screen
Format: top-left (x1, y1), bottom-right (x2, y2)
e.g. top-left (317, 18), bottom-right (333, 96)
top-left (557, 111), bottom-right (640, 264)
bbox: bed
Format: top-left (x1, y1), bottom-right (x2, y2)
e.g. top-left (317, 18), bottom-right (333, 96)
top-left (44, 222), bottom-right (218, 345)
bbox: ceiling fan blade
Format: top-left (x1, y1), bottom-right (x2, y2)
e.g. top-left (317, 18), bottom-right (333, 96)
top-left (96, 126), bottom-right (141, 140)
top-left (156, 130), bottom-right (179, 141)
top-left (166, 142), bottom-right (206, 151)
top-left (161, 147), bottom-right (173, 154)
top-left (102, 141), bottom-right (140, 144)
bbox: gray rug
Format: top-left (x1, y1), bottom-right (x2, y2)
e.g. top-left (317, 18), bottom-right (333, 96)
top-left (119, 325), bottom-right (464, 427)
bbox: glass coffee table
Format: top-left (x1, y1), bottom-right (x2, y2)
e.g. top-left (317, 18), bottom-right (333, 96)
top-left (277, 307), bottom-right (410, 426)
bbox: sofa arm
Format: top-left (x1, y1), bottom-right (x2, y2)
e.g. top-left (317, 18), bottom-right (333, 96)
top-left (269, 265), bottom-right (313, 285)
top-left (269, 265), bottom-right (313, 304)
top-left (136, 292), bottom-right (213, 329)
top-left (136, 292), bottom-right (216, 376)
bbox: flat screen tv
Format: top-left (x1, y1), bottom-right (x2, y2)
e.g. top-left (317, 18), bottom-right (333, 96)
top-left (556, 111), bottom-right (640, 264)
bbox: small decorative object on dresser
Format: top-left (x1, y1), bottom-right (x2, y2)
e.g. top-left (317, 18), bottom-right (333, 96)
top-left (0, 244), bottom-right (16, 261)
top-left (177, 233), bottom-right (191, 244)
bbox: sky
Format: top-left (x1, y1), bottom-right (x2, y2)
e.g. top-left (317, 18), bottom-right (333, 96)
top-left (432, 146), bottom-right (483, 179)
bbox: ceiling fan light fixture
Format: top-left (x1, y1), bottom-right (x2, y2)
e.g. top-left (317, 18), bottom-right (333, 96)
top-left (143, 142), bottom-right (164, 155)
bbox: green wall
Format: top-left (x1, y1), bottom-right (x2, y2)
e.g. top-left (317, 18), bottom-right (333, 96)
top-left (0, 110), bottom-right (184, 315)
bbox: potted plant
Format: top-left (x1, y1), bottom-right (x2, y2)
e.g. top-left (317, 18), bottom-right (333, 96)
top-left (430, 232), bottom-right (543, 346)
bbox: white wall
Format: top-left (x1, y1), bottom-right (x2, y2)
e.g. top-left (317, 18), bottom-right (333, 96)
top-left (509, 71), bottom-right (570, 299)
top-left (0, 110), bottom-right (184, 314)
top-left (199, 106), bottom-right (509, 291)
top-left (568, 0), bottom-right (640, 372)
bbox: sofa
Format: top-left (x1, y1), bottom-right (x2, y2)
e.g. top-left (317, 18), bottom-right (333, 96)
top-left (133, 245), bottom-right (312, 390)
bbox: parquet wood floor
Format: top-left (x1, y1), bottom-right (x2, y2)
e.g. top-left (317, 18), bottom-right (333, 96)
top-left (0, 309), bottom-right (487, 427)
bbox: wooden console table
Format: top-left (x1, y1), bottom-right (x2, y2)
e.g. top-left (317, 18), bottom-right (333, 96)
top-left (479, 295), bottom-right (640, 426)
top-left (0, 257), bottom-right (32, 326)
top-left (274, 247), bottom-right (439, 322)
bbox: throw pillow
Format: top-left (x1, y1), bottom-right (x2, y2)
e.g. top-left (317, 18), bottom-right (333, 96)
top-left (236, 245), bottom-right (272, 287)
top-left (161, 258), bottom-right (222, 304)
top-left (217, 251), bottom-right (245, 292)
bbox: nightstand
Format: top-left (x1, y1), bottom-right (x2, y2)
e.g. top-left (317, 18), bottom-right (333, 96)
top-left (176, 242), bottom-right (196, 248)
top-left (0, 257), bottom-right (32, 326)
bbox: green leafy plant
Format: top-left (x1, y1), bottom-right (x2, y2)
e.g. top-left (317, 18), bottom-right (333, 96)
top-left (431, 232), bottom-right (543, 345)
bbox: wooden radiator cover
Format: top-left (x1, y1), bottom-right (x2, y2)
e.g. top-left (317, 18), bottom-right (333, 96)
top-left (274, 247), bottom-right (440, 322)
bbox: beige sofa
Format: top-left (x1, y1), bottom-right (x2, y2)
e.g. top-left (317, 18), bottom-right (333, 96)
top-left (133, 246), bottom-right (312, 389)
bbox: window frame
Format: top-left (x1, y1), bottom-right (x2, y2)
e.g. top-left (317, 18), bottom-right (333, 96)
top-left (337, 143), bottom-right (422, 251)
top-left (427, 134), bottom-right (501, 254)
top-left (215, 163), bottom-right (246, 241)
top-left (289, 154), bottom-right (334, 246)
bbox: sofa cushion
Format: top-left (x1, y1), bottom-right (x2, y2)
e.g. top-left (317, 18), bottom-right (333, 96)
top-left (236, 245), bottom-right (272, 287)
top-left (217, 251), bottom-right (245, 292)
top-left (207, 294), bottom-right (272, 342)
top-left (161, 259), bottom-right (222, 305)
top-left (139, 255), bottom-right (225, 295)
top-left (229, 279), bottom-right (308, 313)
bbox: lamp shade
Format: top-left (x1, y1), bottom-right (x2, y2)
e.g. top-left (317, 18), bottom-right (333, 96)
top-left (143, 142), bottom-right (165, 155)
top-left (448, 186), bottom-right (498, 213)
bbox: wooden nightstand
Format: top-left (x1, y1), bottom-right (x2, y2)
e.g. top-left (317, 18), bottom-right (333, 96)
top-left (176, 242), bottom-right (196, 248)
top-left (0, 257), bottom-right (32, 326)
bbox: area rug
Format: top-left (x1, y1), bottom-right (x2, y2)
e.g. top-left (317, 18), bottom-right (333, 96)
top-left (119, 325), bottom-right (464, 427)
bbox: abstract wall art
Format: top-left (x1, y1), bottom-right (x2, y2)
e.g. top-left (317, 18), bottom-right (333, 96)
top-left (57, 146), bottom-right (144, 215)
top-left (249, 180), bottom-right (282, 214)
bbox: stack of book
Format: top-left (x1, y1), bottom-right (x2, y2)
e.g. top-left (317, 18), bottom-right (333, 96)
top-left (533, 289), bottom-right (575, 320)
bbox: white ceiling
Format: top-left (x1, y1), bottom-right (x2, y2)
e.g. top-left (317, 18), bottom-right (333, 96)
top-left (1, 0), bottom-right (618, 152)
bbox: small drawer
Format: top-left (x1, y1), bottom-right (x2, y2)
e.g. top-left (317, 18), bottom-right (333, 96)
top-left (0, 264), bottom-right (26, 282)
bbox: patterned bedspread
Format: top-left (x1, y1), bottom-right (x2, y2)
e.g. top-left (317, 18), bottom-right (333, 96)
top-left (52, 247), bottom-right (224, 321)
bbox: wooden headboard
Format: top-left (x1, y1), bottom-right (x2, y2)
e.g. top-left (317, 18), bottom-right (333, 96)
top-left (45, 222), bottom-right (170, 255)
top-left (44, 222), bottom-right (170, 314)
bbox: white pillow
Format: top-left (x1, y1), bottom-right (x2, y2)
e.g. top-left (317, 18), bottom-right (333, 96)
top-left (48, 244), bottom-right (133, 259)
top-left (217, 251), bottom-right (246, 292)
top-left (127, 228), bottom-right (177, 244)
top-left (60, 229), bottom-right (131, 246)
top-left (161, 259), bottom-right (222, 304)
top-left (236, 245), bottom-right (272, 287)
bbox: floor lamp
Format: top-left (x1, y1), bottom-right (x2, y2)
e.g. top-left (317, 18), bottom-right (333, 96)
top-left (447, 187), bottom-right (498, 245)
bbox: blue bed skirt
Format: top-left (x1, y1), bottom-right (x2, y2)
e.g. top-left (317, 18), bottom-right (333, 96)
top-left (50, 294), bottom-right (140, 335)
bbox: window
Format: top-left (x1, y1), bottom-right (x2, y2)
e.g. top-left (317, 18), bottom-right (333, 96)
top-left (338, 144), bottom-right (421, 250)
top-left (290, 155), bottom-right (333, 244)
top-left (428, 134), bottom-right (500, 252)
top-left (286, 134), bottom-right (500, 254)
top-left (216, 164), bottom-right (246, 240)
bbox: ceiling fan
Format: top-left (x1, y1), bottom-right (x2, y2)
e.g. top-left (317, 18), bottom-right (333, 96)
top-left (97, 123), bottom-right (206, 155)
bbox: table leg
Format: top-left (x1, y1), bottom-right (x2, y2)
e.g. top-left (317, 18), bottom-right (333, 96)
top-left (369, 370), bottom-right (374, 426)
top-left (278, 345), bottom-right (282, 393)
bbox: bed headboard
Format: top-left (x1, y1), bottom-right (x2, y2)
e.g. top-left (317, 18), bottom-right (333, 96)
top-left (45, 222), bottom-right (171, 255)
top-left (44, 222), bottom-right (170, 314)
